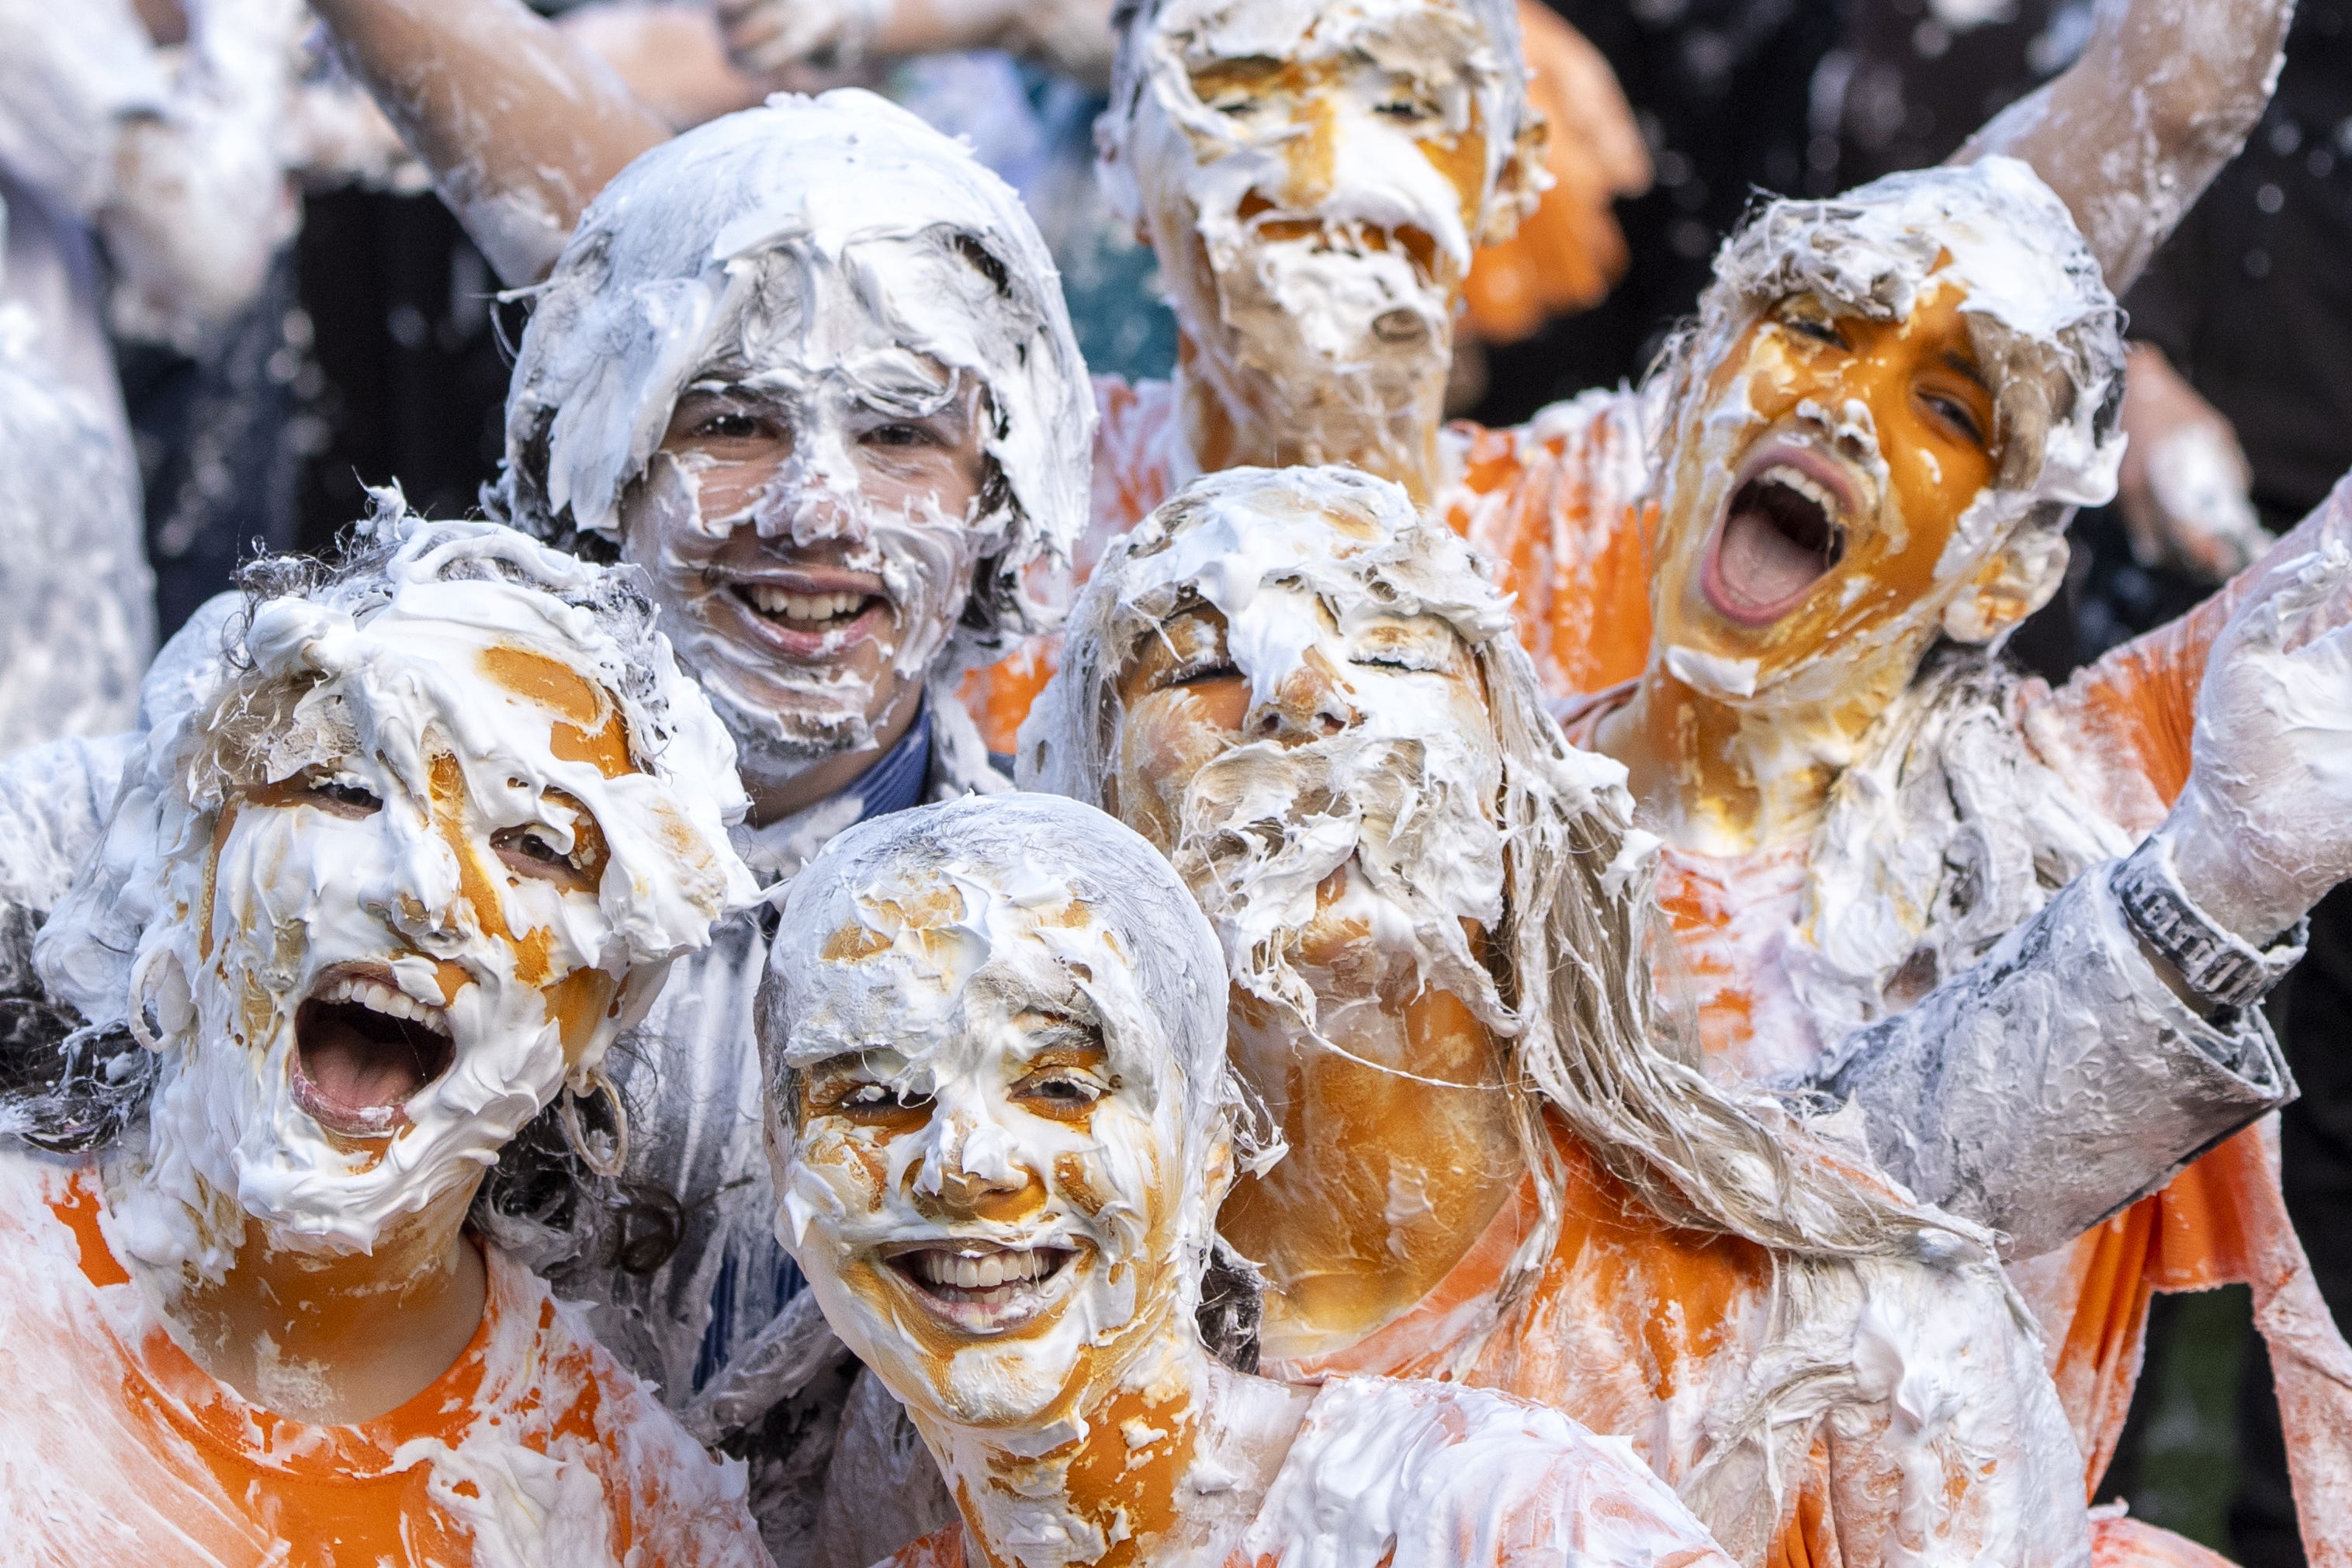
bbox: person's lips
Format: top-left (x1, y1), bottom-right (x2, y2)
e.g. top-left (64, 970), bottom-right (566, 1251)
top-left (289, 967), bottom-right (455, 1138)
top-left (878, 1240), bottom-right (1081, 1334)
top-left (712, 568), bottom-right (892, 659)
top-left (1700, 445), bottom-right (1858, 626)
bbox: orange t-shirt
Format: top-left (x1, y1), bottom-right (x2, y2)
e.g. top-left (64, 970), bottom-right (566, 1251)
top-left (0, 1151), bottom-right (767, 1567)
top-left (961, 379), bottom-right (2329, 1525)
top-left (878, 1371), bottom-right (1736, 1568)
top-left (1264, 1125), bottom-right (2087, 1567)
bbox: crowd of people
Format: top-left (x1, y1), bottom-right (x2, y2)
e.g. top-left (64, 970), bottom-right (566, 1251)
top-left (0, 0), bottom-right (2347, 1564)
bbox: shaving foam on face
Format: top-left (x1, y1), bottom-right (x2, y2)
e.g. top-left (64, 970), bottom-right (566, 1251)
top-left (504, 90), bottom-right (1092, 661)
top-left (1641, 158), bottom-right (2125, 721)
top-left (1098, 0), bottom-right (1532, 478)
top-left (763, 795), bottom-right (1235, 1431)
top-left (36, 513), bottom-right (755, 1275)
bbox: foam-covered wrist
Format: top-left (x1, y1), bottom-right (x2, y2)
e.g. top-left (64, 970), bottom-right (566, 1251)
top-left (2115, 830), bottom-right (2307, 1017)
top-left (2153, 782), bottom-right (2316, 947)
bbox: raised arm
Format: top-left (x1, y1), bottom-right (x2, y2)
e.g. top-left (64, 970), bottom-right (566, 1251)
top-left (310, 0), bottom-right (671, 285)
top-left (1953, 0), bottom-right (2295, 292)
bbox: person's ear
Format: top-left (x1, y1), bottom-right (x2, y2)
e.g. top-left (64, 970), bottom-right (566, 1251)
top-left (1942, 528), bottom-right (2068, 643)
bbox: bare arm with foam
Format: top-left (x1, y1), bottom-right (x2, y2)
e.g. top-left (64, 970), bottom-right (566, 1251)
top-left (1809, 867), bottom-right (2290, 1259)
top-left (310, 0), bottom-right (671, 285)
top-left (1952, 0), bottom-right (2292, 292)
top-left (0, 0), bottom-right (302, 349)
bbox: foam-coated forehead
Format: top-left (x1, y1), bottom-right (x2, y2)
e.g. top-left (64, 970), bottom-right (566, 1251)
top-left (503, 90), bottom-right (1093, 578)
top-left (1090, 464), bottom-right (1519, 657)
top-left (1691, 157), bottom-right (2125, 511)
top-left (765, 794), bottom-right (1229, 1117)
top-left (1101, 0), bottom-right (1531, 187)
top-left (235, 517), bottom-right (745, 817)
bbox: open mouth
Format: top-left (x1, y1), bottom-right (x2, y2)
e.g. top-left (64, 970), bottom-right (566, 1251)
top-left (1701, 451), bottom-right (1855, 625)
top-left (725, 579), bottom-right (892, 658)
top-left (882, 1241), bottom-right (1079, 1334)
top-left (289, 970), bottom-right (455, 1138)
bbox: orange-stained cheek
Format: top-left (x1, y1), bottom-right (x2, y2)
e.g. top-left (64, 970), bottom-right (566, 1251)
top-left (1417, 107), bottom-right (1488, 246)
top-left (431, 959), bottom-right (471, 1006)
top-left (428, 752), bottom-right (513, 946)
top-left (541, 967), bottom-right (618, 1068)
top-left (512, 927), bottom-right (553, 988)
top-left (1052, 1153), bottom-right (1111, 1220)
top-left (1114, 684), bottom-right (1247, 853)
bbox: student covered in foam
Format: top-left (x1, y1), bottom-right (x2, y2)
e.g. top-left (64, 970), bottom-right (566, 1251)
top-left (474, 92), bottom-right (1094, 1430)
top-left (1567, 157), bottom-right (2352, 1554)
top-left (760, 791), bottom-right (1739, 1568)
top-left (0, 512), bottom-right (766, 1564)
top-left (1007, 465), bottom-right (2096, 1566)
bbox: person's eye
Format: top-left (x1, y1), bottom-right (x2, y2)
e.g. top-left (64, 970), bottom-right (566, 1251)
top-left (1922, 390), bottom-right (1987, 447)
top-left (493, 822), bottom-right (598, 891)
top-left (1013, 1070), bottom-right (1107, 1117)
top-left (1164, 656), bottom-right (1241, 689)
top-left (295, 769), bottom-right (382, 817)
top-left (696, 410), bottom-right (768, 441)
top-left (1350, 650), bottom-right (1437, 673)
top-left (1787, 315), bottom-right (1846, 348)
top-left (860, 421), bottom-right (940, 449)
top-left (822, 1078), bottom-right (934, 1120)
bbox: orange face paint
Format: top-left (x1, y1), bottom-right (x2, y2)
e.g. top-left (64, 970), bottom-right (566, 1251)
top-left (1651, 275), bottom-right (2000, 683)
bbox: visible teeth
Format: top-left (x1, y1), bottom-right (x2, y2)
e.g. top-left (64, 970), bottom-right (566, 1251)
top-left (1760, 465), bottom-right (1841, 517)
top-left (317, 975), bottom-right (451, 1037)
top-left (911, 1247), bottom-right (1051, 1290)
top-left (742, 584), bottom-right (867, 621)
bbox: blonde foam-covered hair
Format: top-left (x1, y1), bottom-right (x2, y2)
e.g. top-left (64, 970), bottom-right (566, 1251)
top-left (1019, 466), bottom-right (1983, 1286)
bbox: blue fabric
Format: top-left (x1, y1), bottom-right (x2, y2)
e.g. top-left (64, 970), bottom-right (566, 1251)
top-left (851, 701), bottom-right (934, 823)
top-left (689, 708), bottom-right (931, 1392)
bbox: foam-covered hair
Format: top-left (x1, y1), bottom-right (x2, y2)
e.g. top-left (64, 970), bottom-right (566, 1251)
top-left (36, 506), bottom-right (757, 1036)
top-left (1020, 464), bottom-right (1975, 1292)
top-left (1672, 157), bottom-right (2126, 560)
top-left (1097, 0), bottom-right (1535, 241)
top-left (497, 90), bottom-right (1095, 659)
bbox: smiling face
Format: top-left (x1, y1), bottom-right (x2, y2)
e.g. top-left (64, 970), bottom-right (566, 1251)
top-left (769, 817), bottom-right (1225, 1429)
top-left (147, 624), bottom-right (660, 1249)
top-left (616, 259), bottom-right (995, 777)
top-left (1106, 0), bottom-right (1531, 480)
top-left (1648, 274), bottom-right (2007, 698)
